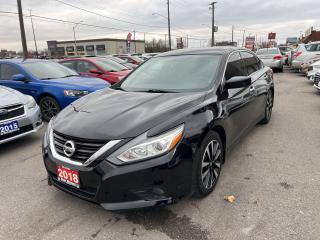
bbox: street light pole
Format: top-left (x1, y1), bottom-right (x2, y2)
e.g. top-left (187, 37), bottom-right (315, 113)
top-left (29, 9), bottom-right (38, 58)
top-left (167, 0), bottom-right (172, 51)
top-left (242, 29), bottom-right (246, 47)
top-left (17, 0), bottom-right (28, 59)
top-left (73, 21), bottom-right (83, 56)
top-left (210, 2), bottom-right (217, 47)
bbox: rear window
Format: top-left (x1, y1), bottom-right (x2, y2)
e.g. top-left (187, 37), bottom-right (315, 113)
top-left (306, 43), bottom-right (320, 52)
top-left (256, 48), bottom-right (279, 55)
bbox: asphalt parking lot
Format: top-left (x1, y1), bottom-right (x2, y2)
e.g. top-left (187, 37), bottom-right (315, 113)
top-left (0, 70), bottom-right (319, 240)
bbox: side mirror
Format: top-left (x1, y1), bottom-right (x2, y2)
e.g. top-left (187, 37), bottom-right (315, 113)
top-left (225, 76), bottom-right (251, 89)
top-left (12, 74), bottom-right (28, 82)
top-left (89, 69), bottom-right (103, 75)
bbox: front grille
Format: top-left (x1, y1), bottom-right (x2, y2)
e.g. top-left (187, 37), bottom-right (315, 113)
top-left (0, 124), bottom-right (33, 141)
top-left (314, 73), bottom-right (320, 86)
top-left (0, 104), bottom-right (25, 122)
top-left (53, 131), bottom-right (107, 163)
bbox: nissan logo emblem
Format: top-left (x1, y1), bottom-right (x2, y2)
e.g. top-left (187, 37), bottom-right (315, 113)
top-left (0, 109), bottom-right (8, 116)
top-left (63, 140), bottom-right (76, 157)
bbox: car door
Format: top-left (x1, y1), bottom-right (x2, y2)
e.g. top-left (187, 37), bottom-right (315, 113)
top-left (240, 51), bottom-right (268, 122)
top-left (222, 52), bottom-right (254, 146)
top-left (75, 60), bottom-right (100, 77)
top-left (0, 63), bottom-right (36, 96)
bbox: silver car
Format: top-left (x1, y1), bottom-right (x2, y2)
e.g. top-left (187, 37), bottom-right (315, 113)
top-left (256, 48), bottom-right (284, 72)
top-left (0, 86), bottom-right (43, 144)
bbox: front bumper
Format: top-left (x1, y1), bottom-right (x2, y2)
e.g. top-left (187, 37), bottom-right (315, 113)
top-left (0, 105), bottom-right (43, 144)
top-left (291, 60), bottom-right (302, 70)
top-left (261, 59), bottom-right (282, 69)
top-left (42, 137), bottom-right (193, 211)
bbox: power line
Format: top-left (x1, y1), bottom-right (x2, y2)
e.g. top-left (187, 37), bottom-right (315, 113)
top-left (0, 11), bottom-right (209, 42)
top-left (51, 0), bottom-right (167, 29)
top-left (52, 0), bottom-right (203, 41)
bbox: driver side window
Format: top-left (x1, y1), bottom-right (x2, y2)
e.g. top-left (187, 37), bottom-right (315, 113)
top-left (0, 64), bottom-right (21, 80)
top-left (225, 52), bottom-right (246, 81)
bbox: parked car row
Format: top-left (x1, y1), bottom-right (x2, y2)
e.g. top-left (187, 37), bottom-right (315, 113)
top-left (1, 47), bottom-right (274, 211)
top-left (288, 42), bottom-right (320, 72)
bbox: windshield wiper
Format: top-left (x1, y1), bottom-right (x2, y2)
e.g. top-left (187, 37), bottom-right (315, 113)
top-left (113, 86), bottom-right (126, 91)
top-left (40, 77), bottom-right (55, 80)
top-left (61, 74), bottom-right (79, 78)
top-left (141, 89), bottom-right (178, 93)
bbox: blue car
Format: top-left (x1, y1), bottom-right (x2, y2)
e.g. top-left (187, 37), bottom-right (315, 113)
top-left (0, 59), bottom-right (110, 121)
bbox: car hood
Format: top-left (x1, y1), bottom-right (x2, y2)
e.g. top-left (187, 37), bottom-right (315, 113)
top-left (0, 86), bottom-right (27, 107)
top-left (53, 88), bottom-right (206, 140)
top-left (43, 76), bottom-right (109, 90)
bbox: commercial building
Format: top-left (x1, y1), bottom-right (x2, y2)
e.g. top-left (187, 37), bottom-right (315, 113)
top-left (47, 37), bottom-right (145, 58)
top-left (303, 27), bottom-right (320, 43)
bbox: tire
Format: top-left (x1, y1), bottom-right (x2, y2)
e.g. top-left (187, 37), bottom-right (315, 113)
top-left (279, 67), bottom-right (284, 72)
top-left (194, 131), bottom-right (224, 198)
top-left (259, 90), bottom-right (273, 125)
top-left (39, 96), bottom-right (61, 122)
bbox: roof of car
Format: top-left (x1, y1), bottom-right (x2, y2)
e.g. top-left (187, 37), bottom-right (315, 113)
top-left (157, 47), bottom-right (245, 57)
top-left (0, 58), bottom-right (48, 64)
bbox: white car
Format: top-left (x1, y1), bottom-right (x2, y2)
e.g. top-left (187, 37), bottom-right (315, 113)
top-left (307, 60), bottom-right (320, 82)
top-left (291, 42), bottom-right (320, 71)
top-left (0, 86), bottom-right (43, 144)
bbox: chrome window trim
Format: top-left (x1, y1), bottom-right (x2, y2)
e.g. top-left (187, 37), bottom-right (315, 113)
top-left (49, 129), bottom-right (122, 167)
top-left (219, 49), bottom-right (263, 88)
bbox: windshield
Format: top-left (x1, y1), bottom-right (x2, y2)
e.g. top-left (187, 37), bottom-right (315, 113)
top-left (95, 59), bottom-right (128, 71)
top-left (306, 43), bottom-right (320, 52)
top-left (22, 61), bottom-right (79, 80)
top-left (115, 55), bottom-right (222, 92)
top-left (256, 48), bottom-right (279, 55)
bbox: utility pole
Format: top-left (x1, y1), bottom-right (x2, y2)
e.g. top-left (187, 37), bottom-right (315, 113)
top-left (210, 2), bottom-right (217, 47)
top-left (164, 34), bottom-right (167, 50)
top-left (17, 0), bottom-right (28, 59)
top-left (73, 26), bottom-right (77, 56)
top-left (73, 21), bottom-right (83, 56)
top-left (133, 30), bottom-right (136, 53)
top-left (143, 32), bottom-right (146, 53)
top-left (167, 0), bottom-right (172, 51)
top-left (242, 29), bottom-right (246, 47)
top-left (29, 9), bottom-right (38, 58)
top-left (231, 25), bottom-right (234, 44)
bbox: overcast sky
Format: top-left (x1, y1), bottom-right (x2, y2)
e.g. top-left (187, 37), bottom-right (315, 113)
top-left (0, 0), bottom-right (319, 51)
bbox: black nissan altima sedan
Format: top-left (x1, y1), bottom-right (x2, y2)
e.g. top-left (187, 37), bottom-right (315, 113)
top-left (42, 47), bottom-right (274, 211)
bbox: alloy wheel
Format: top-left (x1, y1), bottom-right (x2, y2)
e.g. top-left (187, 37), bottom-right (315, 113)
top-left (266, 91), bottom-right (273, 120)
top-left (40, 98), bottom-right (59, 120)
top-left (201, 140), bottom-right (222, 190)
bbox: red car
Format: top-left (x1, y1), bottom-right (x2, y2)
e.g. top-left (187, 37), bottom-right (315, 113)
top-left (59, 57), bottom-right (131, 85)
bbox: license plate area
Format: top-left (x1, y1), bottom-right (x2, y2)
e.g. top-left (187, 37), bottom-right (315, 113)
top-left (57, 165), bottom-right (80, 188)
top-left (0, 120), bottom-right (20, 136)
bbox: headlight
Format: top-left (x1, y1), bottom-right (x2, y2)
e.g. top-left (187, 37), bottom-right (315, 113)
top-left (64, 90), bottom-right (89, 97)
top-left (43, 118), bottom-right (53, 149)
top-left (116, 124), bottom-right (184, 163)
top-left (25, 95), bottom-right (37, 109)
